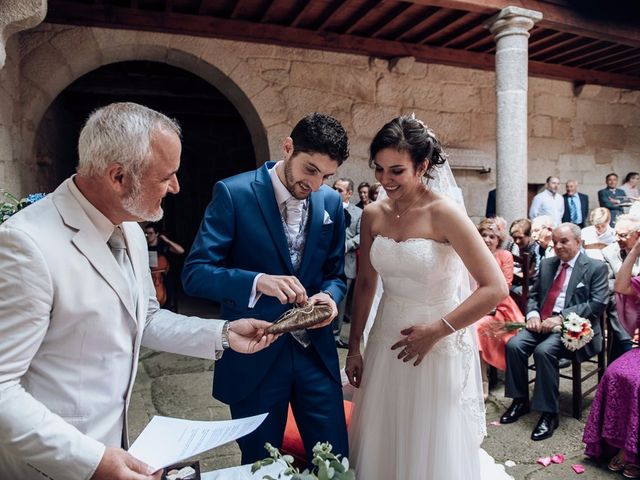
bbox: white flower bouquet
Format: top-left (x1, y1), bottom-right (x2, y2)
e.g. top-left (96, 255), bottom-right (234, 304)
top-left (551, 312), bottom-right (594, 351)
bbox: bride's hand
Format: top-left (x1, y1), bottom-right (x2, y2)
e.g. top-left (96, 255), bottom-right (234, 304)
top-left (391, 323), bottom-right (448, 366)
top-left (345, 352), bottom-right (363, 388)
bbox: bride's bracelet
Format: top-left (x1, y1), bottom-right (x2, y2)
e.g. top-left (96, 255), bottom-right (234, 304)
top-left (346, 353), bottom-right (361, 359)
top-left (441, 316), bottom-right (456, 333)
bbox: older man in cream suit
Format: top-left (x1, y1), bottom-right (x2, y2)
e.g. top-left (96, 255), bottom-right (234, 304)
top-left (0, 103), bottom-right (275, 480)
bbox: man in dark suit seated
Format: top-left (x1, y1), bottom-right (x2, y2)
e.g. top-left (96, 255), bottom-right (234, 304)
top-left (562, 179), bottom-right (589, 228)
top-left (500, 223), bottom-right (609, 441)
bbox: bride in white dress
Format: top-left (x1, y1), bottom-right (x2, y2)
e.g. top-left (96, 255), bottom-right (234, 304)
top-left (345, 116), bottom-right (513, 480)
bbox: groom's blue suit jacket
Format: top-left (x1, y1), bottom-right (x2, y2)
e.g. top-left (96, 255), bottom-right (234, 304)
top-left (182, 162), bottom-right (347, 404)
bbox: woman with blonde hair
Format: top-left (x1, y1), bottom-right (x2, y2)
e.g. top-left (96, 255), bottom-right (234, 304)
top-left (582, 207), bottom-right (616, 261)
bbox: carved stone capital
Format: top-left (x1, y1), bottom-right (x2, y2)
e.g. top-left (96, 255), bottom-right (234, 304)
top-left (485, 6), bottom-right (543, 41)
top-left (0, 0), bottom-right (47, 69)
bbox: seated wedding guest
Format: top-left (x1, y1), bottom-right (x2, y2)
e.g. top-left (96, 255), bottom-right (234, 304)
top-left (501, 223), bottom-right (608, 441)
top-left (510, 218), bottom-right (537, 280)
top-left (494, 216), bottom-right (517, 255)
top-left (368, 182), bottom-right (381, 202)
top-left (355, 181), bottom-right (370, 209)
top-left (145, 222), bottom-right (184, 309)
top-left (0, 102), bottom-right (276, 480)
top-left (475, 219), bottom-right (525, 399)
top-left (622, 172), bottom-right (639, 213)
top-left (582, 207), bottom-right (616, 261)
top-left (583, 235), bottom-right (640, 480)
top-left (602, 214), bottom-right (640, 362)
top-left (531, 215), bottom-right (555, 275)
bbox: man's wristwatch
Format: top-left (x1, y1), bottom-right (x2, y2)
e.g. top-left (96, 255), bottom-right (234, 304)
top-left (221, 321), bottom-right (231, 350)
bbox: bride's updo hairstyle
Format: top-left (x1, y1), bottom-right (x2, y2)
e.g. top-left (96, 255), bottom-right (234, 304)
top-left (369, 115), bottom-right (447, 179)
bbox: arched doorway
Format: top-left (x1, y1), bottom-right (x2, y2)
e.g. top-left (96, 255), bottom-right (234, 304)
top-left (34, 60), bottom-right (260, 310)
top-left (35, 60), bottom-right (257, 243)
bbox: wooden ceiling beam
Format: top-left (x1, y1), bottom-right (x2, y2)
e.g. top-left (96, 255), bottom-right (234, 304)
top-left (587, 51), bottom-right (640, 72)
top-left (555, 42), bottom-right (616, 67)
top-left (572, 45), bottom-right (634, 69)
top-left (404, 1), bottom-right (640, 48)
top-left (369, 3), bottom-right (414, 38)
top-left (530, 35), bottom-right (585, 60)
top-left (44, 1), bottom-right (640, 90)
top-left (528, 30), bottom-right (565, 51)
top-left (439, 14), bottom-right (487, 47)
top-left (317, 0), bottom-right (353, 31)
top-left (344, 0), bottom-right (382, 35)
top-left (290, 1), bottom-right (315, 28)
top-left (417, 11), bottom-right (474, 45)
top-left (230, 0), bottom-right (245, 19)
top-left (396, 7), bottom-right (450, 42)
top-left (542, 39), bottom-right (606, 64)
top-left (528, 58), bottom-right (640, 90)
top-left (259, 0), bottom-right (277, 23)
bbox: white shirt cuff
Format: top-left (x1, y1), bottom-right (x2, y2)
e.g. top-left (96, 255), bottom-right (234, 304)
top-left (248, 273), bottom-right (264, 309)
top-left (212, 319), bottom-right (225, 359)
top-left (526, 311), bottom-right (540, 320)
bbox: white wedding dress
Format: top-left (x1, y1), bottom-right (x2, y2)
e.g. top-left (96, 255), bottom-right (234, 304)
top-left (348, 235), bottom-right (512, 480)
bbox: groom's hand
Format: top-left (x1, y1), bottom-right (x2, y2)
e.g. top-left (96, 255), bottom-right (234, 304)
top-left (228, 319), bottom-right (280, 354)
top-left (257, 274), bottom-right (307, 304)
top-left (306, 292), bottom-right (337, 329)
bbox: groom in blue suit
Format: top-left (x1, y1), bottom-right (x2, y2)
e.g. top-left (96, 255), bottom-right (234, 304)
top-left (182, 113), bottom-right (350, 464)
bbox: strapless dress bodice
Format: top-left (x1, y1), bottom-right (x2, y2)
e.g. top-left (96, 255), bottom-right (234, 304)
top-left (370, 235), bottom-right (464, 306)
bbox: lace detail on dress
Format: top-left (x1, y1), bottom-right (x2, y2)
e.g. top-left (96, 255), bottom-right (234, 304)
top-left (584, 349), bottom-right (640, 464)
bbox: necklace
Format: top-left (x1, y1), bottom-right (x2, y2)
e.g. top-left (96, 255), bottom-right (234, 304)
top-left (394, 188), bottom-right (425, 219)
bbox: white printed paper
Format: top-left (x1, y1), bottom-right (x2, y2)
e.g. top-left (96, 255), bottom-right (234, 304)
top-left (128, 413), bottom-right (268, 471)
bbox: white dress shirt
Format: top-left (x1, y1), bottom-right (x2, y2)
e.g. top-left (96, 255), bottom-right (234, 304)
top-left (527, 252), bottom-right (579, 319)
top-left (529, 189), bottom-right (565, 226)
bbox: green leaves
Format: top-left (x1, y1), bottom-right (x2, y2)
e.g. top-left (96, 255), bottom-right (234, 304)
top-left (252, 441), bottom-right (355, 479)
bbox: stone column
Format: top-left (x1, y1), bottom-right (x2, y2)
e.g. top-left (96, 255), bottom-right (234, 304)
top-left (486, 6), bottom-right (542, 222)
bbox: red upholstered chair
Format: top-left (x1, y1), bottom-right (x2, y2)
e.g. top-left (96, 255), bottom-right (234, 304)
top-left (281, 400), bottom-right (352, 466)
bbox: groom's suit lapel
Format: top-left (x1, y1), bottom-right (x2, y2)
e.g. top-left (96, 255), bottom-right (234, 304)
top-left (252, 164), bottom-right (295, 274)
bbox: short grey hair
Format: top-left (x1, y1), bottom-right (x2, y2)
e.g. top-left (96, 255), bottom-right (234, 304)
top-left (531, 215), bottom-right (554, 230)
top-left (555, 222), bottom-right (582, 241)
top-left (335, 177), bottom-right (354, 192)
top-left (77, 102), bottom-right (181, 179)
top-left (616, 214), bottom-right (640, 231)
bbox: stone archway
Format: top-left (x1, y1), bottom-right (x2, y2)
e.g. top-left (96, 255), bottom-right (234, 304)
top-left (19, 27), bottom-right (271, 194)
top-left (33, 59), bottom-right (257, 241)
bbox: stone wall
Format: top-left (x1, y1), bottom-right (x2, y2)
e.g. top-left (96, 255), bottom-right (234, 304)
top-left (6, 23), bottom-right (640, 221)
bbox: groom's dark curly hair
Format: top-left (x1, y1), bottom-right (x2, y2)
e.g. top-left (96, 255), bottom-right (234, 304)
top-left (290, 113), bottom-right (349, 166)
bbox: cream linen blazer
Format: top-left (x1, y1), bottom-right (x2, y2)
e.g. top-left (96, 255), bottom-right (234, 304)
top-left (0, 179), bottom-right (223, 480)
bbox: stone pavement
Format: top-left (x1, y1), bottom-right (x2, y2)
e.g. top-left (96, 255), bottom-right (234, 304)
top-left (129, 301), bottom-right (620, 479)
